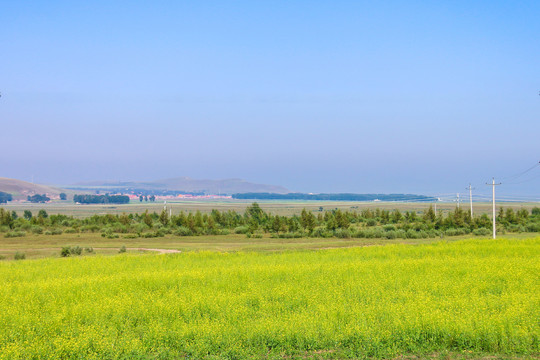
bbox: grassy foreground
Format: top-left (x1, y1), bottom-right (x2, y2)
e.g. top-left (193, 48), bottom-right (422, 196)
top-left (0, 238), bottom-right (538, 359)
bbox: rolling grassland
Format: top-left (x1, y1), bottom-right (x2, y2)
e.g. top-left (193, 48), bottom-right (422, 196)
top-left (0, 238), bottom-right (538, 359)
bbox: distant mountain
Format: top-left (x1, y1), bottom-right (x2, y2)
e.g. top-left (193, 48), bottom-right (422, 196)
top-left (71, 177), bottom-right (290, 195)
top-left (0, 177), bottom-right (68, 200)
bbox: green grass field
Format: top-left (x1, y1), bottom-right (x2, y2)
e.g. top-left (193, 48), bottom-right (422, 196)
top-left (0, 238), bottom-right (538, 359)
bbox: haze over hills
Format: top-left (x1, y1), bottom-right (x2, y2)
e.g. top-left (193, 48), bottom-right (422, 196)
top-left (0, 177), bottom-right (68, 200)
top-left (69, 177), bottom-right (290, 195)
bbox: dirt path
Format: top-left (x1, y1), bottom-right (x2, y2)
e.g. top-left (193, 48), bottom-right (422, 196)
top-left (135, 248), bottom-right (182, 254)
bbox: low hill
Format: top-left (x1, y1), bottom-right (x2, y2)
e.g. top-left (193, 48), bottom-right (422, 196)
top-left (0, 177), bottom-right (67, 200)
top-left (70, 177), bottom-right (290, 195)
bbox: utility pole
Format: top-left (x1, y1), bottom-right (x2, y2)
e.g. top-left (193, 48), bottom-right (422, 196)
top-left (467, 184), bottom-right (474, 218)
top-left (486, 178), bottom-right (501, 239)
top-left (456, 193), bottom-right (460, 208)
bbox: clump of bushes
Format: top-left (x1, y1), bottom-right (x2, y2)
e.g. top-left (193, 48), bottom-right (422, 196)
top-left (44, 229), bottom-right (63, 236)
top-left (30, 226), bottom-right (43, 234)
top-left (473, 228), bottom-right (491, 236)
top-left (119, 245), bottom-right (127, 253)
top-left (61, 246), bottom-right (87, 257)
top-left (14, 252), bottom-right (26, 260)
top-left (174, 226), bottom-right (193, 236)
top-left (5, 231), bottom-right (26, 238)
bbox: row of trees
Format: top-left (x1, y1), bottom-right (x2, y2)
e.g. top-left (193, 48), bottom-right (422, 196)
top-left (1, 204), bottom-right (539, 239)
top-left (73, 194), bottom-right (130, 204)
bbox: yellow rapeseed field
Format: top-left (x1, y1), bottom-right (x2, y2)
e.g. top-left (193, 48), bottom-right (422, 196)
top-left (0, 238), bottom-right (538, 359)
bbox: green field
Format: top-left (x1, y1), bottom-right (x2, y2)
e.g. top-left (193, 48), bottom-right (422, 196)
top-left (0, 238), bottom-right (538, 359)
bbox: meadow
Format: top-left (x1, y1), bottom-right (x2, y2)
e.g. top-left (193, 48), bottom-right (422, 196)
top-left (0, 238), bottom-right (538, 359)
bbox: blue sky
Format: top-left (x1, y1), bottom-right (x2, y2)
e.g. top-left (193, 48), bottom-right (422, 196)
top-left (1, 1), bottom-right (539, 196)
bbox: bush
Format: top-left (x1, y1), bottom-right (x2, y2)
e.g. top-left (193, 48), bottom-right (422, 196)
top-left (30, 226), bottom-right (43, 234)
top-left (61, 247), bottom-right (71, 257)
top-left (71, 246), bottom-right (83, 255)
top-left (0, 255), bottom-right (6, 260)
top-left (14, 252), bottom-right (26, 260)
top-left (64, 228), bottom-right (79, 234)
top-left (277, 232), bottom-right (303, 239)
top-left (119, 245), bottom-right (127, 253)
top-left (45, 229), bottom-right (63, 235)
top-left (473, 228), bottom-right (491, 236)
top-left (123, 234), bottom-right (138, 239)
top-left (234, 226), bottom-right (249, 234)
top-left (311, 227), bottom-right (333, 238)
top-left (445, 228), bottom-right (469, 236)
top-left (366, 219), bottom-right (377, 227)
top-left (5, 231), bottom-right (26, 238)
top-left (174, 226), bottom-right (193, 236)
top-left (80, 225), bottom-right (101, 233)
top-left (141, 231), bottom-right (165, 238)
top-left (334, 228), bottom-right (351, 238)
top-left (84, 247), bottom-right (94, 253)
top-left (526, 222), bottom-right (540, 232)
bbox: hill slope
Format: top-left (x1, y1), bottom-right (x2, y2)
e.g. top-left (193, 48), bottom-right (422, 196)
top-left (0, 177), bottom-right (67, 200)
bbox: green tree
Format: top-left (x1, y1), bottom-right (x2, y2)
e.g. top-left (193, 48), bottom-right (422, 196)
top-left (422, 205), bottom-right (436, 223)
top-left (23, 210), bottom-right (32, 220)
top-left (159, 209), bottom-right (169, 226)
top-left (59, 193), bottom-right (67, 200)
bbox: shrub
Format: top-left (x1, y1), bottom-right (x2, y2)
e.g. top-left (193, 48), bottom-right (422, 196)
top-left (311, 227), bottom-right (333, 238)
top-left (5, 231), bottom-right (26, 238)
top-left (366, 219), bottom-right (377, 227)
top-left (80, 225), bottom-right (101, 233)
top-left (334, 228), bottom-right (351, 238)
top-left (123, 234), bottom-right (138, 239)
top-left (61, 247), bottom-right (71, 257)
top-left (526, 222), bottom-right (540, 232)
top-left (84, 247), bottom-right (94, 253)
top-left (71, 246), bottom-right (83, 255)
top-left (234, 226), bottom-right (249, 234)
top-left (278, 232), bottom-right (303, 239)
top-left (119, 245), bottom-right (127, 253)
top-left (14, 252), bottom-right (26, 260)
top-left (174, 226), bottom-right (193, 236)
top-left (30, 226), bottom-right (43, 234)
top-left (445, 228), bottom-right (469, 236)
top-left (64, 228), bottom-right (78, 234)
top-left (0, 255), bottom-right (5, 260)
top-left (473, 228), bottom-right (491, 236)
top-left (45, 229), bottom-right (63, 235)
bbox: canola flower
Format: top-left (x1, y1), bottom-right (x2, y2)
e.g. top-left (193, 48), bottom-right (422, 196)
top-left (0, 238), bottom-right (538, 359)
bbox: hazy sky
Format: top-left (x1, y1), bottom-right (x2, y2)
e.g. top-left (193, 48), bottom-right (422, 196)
top-left (1, 1), bottom-right (539, 197)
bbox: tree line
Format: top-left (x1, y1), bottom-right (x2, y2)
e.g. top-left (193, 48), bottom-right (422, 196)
top-left (1, 203), bottom-right (539, 240)
top-left (73, 194), bottom-right (130, 204)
